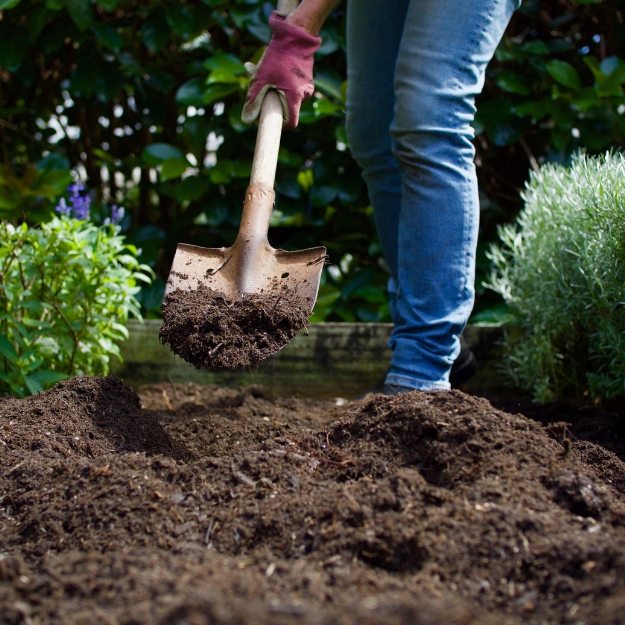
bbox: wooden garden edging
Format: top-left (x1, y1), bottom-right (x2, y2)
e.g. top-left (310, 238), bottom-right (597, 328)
top-left (111, 321), bottom-right (506, 399)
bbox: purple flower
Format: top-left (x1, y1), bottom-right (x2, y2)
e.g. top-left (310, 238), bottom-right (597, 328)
top-left (68, 183), bottom-right (85, 195)
top-left (103, 205), bottom-right (125, 227)
top-left (55, 197), bottom-right (71, 216)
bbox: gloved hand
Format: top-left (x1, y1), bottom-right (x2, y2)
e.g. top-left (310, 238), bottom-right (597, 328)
top-left (242, 11), bottom-right (321, 130)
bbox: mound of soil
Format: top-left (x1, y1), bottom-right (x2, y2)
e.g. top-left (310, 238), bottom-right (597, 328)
top-left (2, 377), bottom-right (625, 625)
top-left (159, 286), bottom-right (311, 369)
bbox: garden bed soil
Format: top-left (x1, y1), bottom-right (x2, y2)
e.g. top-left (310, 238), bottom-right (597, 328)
top-left (159, 286), bottom-right (310, 369)
top-left (2, 376), bottom-right (625, 625)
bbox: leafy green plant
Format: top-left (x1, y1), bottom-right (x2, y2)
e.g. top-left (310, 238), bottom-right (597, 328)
top-left (0, 155), bottom-right (73, 223)
top-left (0, 216), bottom-right (153, 396)
top-left (486, 151), bottom-right (625, 404)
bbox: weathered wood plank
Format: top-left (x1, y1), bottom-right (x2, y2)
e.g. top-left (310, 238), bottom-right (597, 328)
top-left (110, 321), bottom-right (505, 398)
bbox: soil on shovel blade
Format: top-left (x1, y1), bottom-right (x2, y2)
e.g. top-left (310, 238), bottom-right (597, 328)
top-left (2, 376), bottom-right (625, 625)
top-left (159, 285), bottom-right (310, 369)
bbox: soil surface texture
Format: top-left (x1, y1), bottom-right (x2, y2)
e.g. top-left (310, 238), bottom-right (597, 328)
top-left (2, 376), bottom-right (625, 625)
top-left (159, 286), bottom-right (310, 369)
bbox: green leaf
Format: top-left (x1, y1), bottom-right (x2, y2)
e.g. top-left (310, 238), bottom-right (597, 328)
top-left (66, 0), bottom-right (93, 31)
top-left (208, 159), bottom-right (234, 184)
top-left (39, 170), bottom-right (73, 195)
top-left (0, 29), bottom-right (28, 72)
top-left (316, 285), bottom-right (341, 307)
top-left (207, 69), bottom-right (241, 85)
top-left (203, 83), bottom-right (239, 104)
top-left (24, 375), bottom-right (44, 395)
top-left (309, 184), bottom-right (338, 207)
top-left (37, 153), bottom-right (70, 173)
top-left (204, 53), bottom-right (246, 75)
top-left (142, 143), bottom-right (184, 165)
top-left (228, 102), bottom-right (247, 132)
top-left (244, 12), bottom-right (271, 43)
top-left (278, 148), bottom-right (303, 168)
top-left (312, 99), bottom-right (342, 118)
top-left (165, 5), bottom-right (195, 38)
top-left (518, 40), bottom-right (550, 56)
top-left (96, 0), bottom-right (122, 10)
top-left (600, 56), bottom-right (625, 76)
top-left (176, 77), bottom-right (206, 106)
top-left (161, 157), bottom-right (191, 182)
top-left (0, 0), bottom-right (23, 9)
top-left (496, 69), bottom-right (531, 96)
top-left (317, 26), bottom-right (339, 56)
top-left (17, 300), bottom-right (45, 312)
top-left (29, 370), bottom-right (71, 384)
top-left (0, 335), bottom-right (18, 363)
top-left (141, 7), bottom-right (170, 53)
top-left (545, 60), bottom-right (582, 91)
top-left (28, 5), bottom-right (50, 41)
top-left (170, 176), bottom-right (210, 202)
top-left (93, 23), bottom-right (124, 53)
top-left (584, 56), bottom-right (625, 97)
top-left (314, 71), bottom-right (343, 101)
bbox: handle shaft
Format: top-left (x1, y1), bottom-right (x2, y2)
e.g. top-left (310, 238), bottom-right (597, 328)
top-left (277, 0), bottom-right (299, 13)
top-left (249, 90), bottom-right (284, 187)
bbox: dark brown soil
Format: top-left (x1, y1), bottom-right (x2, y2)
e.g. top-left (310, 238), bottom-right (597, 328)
top-left (159, 286), bottom-right (310, 369)
top-left (2, 377), bottom-right (625, 625)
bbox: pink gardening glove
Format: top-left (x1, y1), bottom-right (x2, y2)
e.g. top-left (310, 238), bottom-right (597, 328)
top-left (242, 11), bottom-right (321, 130)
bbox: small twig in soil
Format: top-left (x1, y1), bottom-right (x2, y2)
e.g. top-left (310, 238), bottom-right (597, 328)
top-left (206, 256), bottom-right (231, 276)
top-left (270, 295), bottom-right (283, 311)
top-left (205, 518), bottom-right (215, 545)
top-left (209, 342), bottom-right (223, 356)
top-left (307, 254), bottom-right (330, 266)
top-left (231, 462), bottom-right (255, 487)
top-left (7, 460), bottom-right (27, 474)
top-left (162, 390), bottom-right (173, 411)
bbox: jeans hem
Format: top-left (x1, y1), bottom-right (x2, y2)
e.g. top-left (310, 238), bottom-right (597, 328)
top-left (386, 373), bottom-right (451, 392)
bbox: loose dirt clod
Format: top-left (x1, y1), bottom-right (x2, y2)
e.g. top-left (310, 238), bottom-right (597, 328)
top-left (159, 285), bottom-right (311, 369)
top-left (2, 376), bottom-right (625, 625)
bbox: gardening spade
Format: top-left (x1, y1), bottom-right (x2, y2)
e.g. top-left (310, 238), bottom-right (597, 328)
top-left (164, 0), bottom-right (326, 314)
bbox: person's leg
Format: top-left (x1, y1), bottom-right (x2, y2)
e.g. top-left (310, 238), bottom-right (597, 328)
top-left (345, 0), bottom-right (409, 282)
top-left (385, 0), bottom-right (520, 391)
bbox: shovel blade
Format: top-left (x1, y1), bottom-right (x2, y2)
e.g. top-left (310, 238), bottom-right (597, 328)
top-left (165, 242), bottom-right (327, 313)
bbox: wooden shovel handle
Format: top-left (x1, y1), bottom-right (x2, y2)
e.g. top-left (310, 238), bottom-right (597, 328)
top-left (248, 0), bottom-right (300, 188)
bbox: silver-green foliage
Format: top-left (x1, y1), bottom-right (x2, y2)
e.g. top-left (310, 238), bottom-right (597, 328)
top-left (0, 217), bottom-right (153, 397)
top-left (486, 152), bottom-right (625, 403)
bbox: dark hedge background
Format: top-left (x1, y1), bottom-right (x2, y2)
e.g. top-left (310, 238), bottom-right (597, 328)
top-left (1, 0), bottom-right (624, 321)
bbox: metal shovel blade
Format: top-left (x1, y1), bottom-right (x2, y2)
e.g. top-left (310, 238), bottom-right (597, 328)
top-left (165, 183), bottom-right (327, 312)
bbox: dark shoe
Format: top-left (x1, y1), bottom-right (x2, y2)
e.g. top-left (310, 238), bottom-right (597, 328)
top-left (355, 334), bottom-right (477, 399)
top-left (449, 334), bottom-right (478, 387)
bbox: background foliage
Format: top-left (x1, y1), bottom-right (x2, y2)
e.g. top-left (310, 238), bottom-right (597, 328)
top-left (0, 216), bottom-right (151, 396)
top-left (0, 0), bottom-right (624, 323)
top-left (486, 152), bottom-right (625, 405)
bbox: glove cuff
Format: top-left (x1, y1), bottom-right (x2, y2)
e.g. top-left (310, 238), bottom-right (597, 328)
top-left (268, 11), bottom-right (322, 59)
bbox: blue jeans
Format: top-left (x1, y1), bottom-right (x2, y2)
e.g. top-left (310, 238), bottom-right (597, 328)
top-left (345, 0), bottom-right (519, 390)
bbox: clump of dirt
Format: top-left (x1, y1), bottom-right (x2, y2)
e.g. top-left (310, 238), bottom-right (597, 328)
top-left (2, 377), bottom-right (625, 625)
top-left (159, 285), bottom-right (311, 369)
top-left (0, 376), bottom-right (190, 465)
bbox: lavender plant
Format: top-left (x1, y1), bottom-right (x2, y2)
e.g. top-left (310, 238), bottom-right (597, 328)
top-left (486, 152), bottom-right (625, 404)
top-left (0, 204), bottom-right (153, 397)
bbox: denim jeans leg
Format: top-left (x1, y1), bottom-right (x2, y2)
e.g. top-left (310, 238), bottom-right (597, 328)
top-left (385, 0), bottom-right (519, 391)
top-left (345, 0), bottom-right (409, 281)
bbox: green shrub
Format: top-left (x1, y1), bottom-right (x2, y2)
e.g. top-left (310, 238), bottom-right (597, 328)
top-left (0, 216), bottom-right (153, 396)
top-left (486, 152), bottom-right (625, 403)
